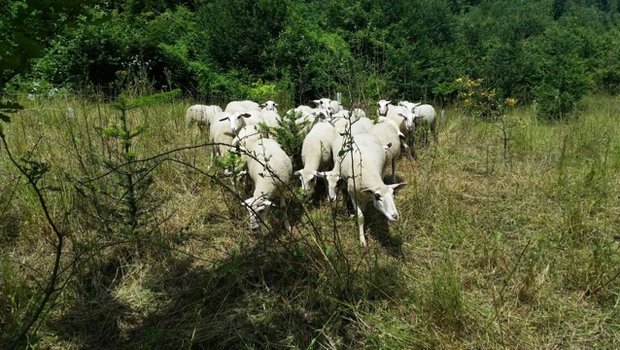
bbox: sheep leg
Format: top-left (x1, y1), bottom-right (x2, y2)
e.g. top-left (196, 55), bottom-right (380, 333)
top-left (281, 196), bottom-right (291, 233)
top-left (350, 196), bottom-right (367, 247)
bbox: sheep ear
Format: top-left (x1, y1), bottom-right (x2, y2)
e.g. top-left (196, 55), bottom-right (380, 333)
top-left (397, 113), bottom-right (406, 119)
top-left (386, 100), bottom-right (391, 105)
top-left (263, 198), bottom-right (276, 207)
top-left (274, 102), bottom-right (278, 106)
top-left (294, 170), bottom-right (301, 176)
top-left (398, 131), bottom-right (405, 138)
top-left (241, 113), bottom-right (251, 118)
top-left (219, 116), bottom-right (229, 121)
top-left (388, 183), bottom-right (406, 192)
top-left (383, 143), bottom-right (392, 151)
top-left (360, 187), bottom-right (375, 195)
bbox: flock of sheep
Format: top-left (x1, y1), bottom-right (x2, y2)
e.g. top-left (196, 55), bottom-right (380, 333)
top-left (185, 98), bottom-right (437, 246)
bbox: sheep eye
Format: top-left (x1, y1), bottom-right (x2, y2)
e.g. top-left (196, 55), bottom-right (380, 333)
top-left (374, 193), bottom-right (381, 201)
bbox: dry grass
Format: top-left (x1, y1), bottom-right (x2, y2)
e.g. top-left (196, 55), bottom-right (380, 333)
top-left (1, 94), bottom-right (619, 349)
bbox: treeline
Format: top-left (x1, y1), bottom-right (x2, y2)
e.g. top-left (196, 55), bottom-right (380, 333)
top-left (5, 0), bottom-right (620, 118)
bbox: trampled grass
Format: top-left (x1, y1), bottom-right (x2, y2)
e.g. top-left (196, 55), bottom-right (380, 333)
top-left (1, 94), bottom-right (619, 348)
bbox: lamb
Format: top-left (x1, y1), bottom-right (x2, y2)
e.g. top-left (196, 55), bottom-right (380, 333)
top-left (294, 122), bottom-right (337, 196)
top-left (185, 104), bottom-right (222, 129)
top-left (224, 100), bottom-right (261, 113)
top-left (242, 138), bottom-right (293, 231)
top-left (321, 133), bottom-right (405, 246)
top-left (411, 104), bottom-right (437, 146)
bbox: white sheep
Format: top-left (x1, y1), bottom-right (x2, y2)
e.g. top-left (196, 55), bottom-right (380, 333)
top-left (294, 122), bottom-right (337, 196)
top-left (209, 112), bottom-right (241, 159)
top-left (242, 138), bottom-right (293, 231)
top-left (185, 104), bottom-right (222, 129)
top-left (224, 100), bottom-right (261, 113)
top-left (380, 101), bottom-right (417, 159)
top-left (322, 133), bottom-right (405, 246)
top-left (411, 104), bottom-right (437, 146)
top-left (259, 109), bottom-right (281, 129)
top-left (369, 120), bottom-right (403, 180)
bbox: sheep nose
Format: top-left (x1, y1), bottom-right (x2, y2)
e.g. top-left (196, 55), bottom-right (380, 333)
top-left (391, 213), bottom-right (399, 220)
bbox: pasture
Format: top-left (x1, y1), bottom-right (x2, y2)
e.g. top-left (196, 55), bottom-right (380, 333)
top-left (1, 94), bottom-right (619, 348)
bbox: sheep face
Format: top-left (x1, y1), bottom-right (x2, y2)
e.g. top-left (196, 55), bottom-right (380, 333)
top-left (362, 183), bottom-right (406, 221)
top-left (294, 169), bottom-right (318, 196)
top-left (317, 171), bottom-right (342, 202)
top-left (262, 100), bottom-right (278, 111)
top-left (377, 100), bottom-right (391, 116)
top-left (244, 197), bottom-right (275, 231)
top-left (219, 112), bottom-right (251, 133)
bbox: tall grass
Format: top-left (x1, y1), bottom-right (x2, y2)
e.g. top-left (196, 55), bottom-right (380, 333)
top-left (1, 94), bottom-right (619, 348)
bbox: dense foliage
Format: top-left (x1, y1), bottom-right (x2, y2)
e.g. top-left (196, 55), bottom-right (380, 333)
top-left (4, 0), bottom-right (620, 118)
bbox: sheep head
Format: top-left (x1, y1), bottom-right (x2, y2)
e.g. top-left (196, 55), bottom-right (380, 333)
top-left (377, 100), bottom-right (391, 116)
top-left (243, 196), bottom-right (276, 231)
top-left (361, 183), bottom-right (406, 221)
top-left (316, 171), bottom-right (343, 202)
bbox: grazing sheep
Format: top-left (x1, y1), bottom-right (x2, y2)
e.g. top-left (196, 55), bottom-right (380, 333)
top-left (322, 133), bottom-right (405, 246)
top-left (209, 112), bottom-right (241, 159)
top-left (412, 104), bottom-right (437, 146)
top-left (369, 120), bottom-right (403, 180)
top-left (242, 138), bottom-right (293, 232)
top-left (185, 104), bottom-right (222, 129)
top-left (380, 101), bottom-right (416, 159)
top-left (224, 100), bottom-right (261, 113)
top-left (294, 122), bottom-right (337, 196)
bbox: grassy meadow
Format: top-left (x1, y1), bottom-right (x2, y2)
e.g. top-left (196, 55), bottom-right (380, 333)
top-left (1, 94), bottom-right (619, 348)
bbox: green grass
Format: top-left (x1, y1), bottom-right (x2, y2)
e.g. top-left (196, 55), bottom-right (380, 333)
top-left (1, 94), bottom-right (619, 349)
